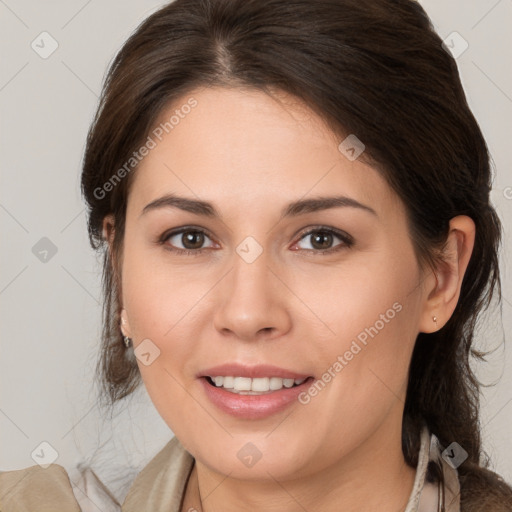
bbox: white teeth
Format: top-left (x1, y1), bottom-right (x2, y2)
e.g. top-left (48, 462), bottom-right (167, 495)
top-left (251, 377), bottom-right (269, 392)
top-left (269, 377), bottom-right (283, 390)
top-left (208, 376), bottom-right (308, 393)
top-left (233, 377), bottom-right (252, 391)
top-left (283, 378), bottom-right (294, 388)
top-left (222, 376), bottom-right (234, 389)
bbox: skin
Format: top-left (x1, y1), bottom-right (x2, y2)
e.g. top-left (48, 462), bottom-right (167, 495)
top-left (104, 85), bottom-right (475, 512)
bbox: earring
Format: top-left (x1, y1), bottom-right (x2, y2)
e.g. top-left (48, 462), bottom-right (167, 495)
top-left (123, 336), bottom-right (132, 348)
top-left (433, 316), bottom-right (438, 328)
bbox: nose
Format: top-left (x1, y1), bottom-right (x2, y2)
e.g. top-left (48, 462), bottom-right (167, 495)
top-left (213, 251), bottom-right (292, 342)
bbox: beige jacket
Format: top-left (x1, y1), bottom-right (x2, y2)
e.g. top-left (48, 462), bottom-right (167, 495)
top-left (0, 427), bottom-right (460, 511)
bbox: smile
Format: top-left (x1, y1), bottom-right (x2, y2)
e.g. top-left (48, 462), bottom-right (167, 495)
top-left (200, 375), bottom-right (315, 419)
top-left (206, 376), bottom-right (307, 394)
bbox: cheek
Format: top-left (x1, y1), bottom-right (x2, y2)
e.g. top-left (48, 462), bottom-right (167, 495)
top-left (121, 232), bottom-right (196, 339)
top-left (297, 296), bottom-right (418, 467)
top-left (121, 258), bottom-right (203, 434)
top-left (300, 250), bottom-right (421, 417)
top-left (120, 239), bottom-right (212, 411)
top-left (122, 262), bottom-right (201, 372)
top-left (291, 248), bottom-right (419, 351)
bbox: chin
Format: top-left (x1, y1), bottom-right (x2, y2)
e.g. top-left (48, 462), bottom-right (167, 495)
top-left (189, 434), bottom-right (320, 482)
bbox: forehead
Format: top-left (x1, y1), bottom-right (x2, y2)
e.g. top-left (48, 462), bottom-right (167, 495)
top-left (129, 86), bottom-right (401, 221)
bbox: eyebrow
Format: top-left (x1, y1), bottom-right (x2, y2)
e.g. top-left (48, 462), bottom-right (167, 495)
top-left (140, 193), bottom-right (378, 219)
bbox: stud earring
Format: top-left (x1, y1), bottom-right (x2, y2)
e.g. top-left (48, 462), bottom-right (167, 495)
top-left (123, 336), bottom-right (132, 348)
top-left (433, 316), bottom-right (438, 328)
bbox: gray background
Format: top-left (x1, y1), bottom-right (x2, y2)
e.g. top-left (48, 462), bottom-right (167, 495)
top-left (1, 0), bottom-right (511, 490)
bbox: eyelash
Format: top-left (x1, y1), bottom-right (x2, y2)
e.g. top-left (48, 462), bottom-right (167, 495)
top-left (157, 225), bottom-right (354, 257)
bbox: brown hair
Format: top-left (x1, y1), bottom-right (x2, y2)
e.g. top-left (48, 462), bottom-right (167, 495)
top-left (81, 0), bottom-right (512, 507)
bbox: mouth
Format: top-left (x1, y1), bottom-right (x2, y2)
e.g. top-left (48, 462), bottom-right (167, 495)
top-left (199, 373), bottom-right (315, 420)
top-left (204, 375), bottom-right (312, 395)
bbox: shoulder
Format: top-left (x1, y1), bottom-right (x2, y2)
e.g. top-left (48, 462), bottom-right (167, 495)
top-left (0, 463), bottom-right (81, 511)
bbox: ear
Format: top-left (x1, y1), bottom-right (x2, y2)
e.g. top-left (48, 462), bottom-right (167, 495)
top-left (102, 214), bottom-right (115, 247)
top-left (120, 308), bottom-right (132, 339)
top-left (102, 214), bottom-right (119, 279)
top-left (418, 215), bottom-right (476, 333)
top-left (102, 214), bottom-right (132, 337)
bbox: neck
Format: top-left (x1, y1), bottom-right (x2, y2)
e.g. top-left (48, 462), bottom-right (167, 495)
top-left (182, 418), bottom-right (417, 512)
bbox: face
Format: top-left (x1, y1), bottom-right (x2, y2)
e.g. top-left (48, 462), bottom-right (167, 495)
top-left (116, 85), bottom-right (429, 481)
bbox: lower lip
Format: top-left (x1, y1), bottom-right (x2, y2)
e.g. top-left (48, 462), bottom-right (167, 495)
top-left (199, 377), bottom-right (314, 420)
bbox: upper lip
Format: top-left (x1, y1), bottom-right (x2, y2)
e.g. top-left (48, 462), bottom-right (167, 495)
top-left (198, 363), bottom-right (312, 380)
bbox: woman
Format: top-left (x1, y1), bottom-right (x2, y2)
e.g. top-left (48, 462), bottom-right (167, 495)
top-left (1, 0), bottom-right (511, 510)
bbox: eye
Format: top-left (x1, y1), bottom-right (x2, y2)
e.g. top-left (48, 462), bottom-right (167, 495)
top-left (159, 227), bottom-right (216, 255)
top-left (292, 226), bottom-right (354, 254)
top-left (158, 225), bottom-right (354, 256)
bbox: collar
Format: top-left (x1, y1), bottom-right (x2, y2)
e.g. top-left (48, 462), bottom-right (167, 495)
top-left (122, 436), bottom-right (194, 511)
top-left (405, 426), bottom-right (461, 512)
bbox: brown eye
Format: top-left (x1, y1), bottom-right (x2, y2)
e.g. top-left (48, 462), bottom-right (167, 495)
top-left (294, 227), bottom-right (354, 253)
top-left (180, 231), bottom-right (206, 250)
top-left (309, 231), bottom-right (334, 250)
top-left (160, 228), bottom-right (216, 255)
